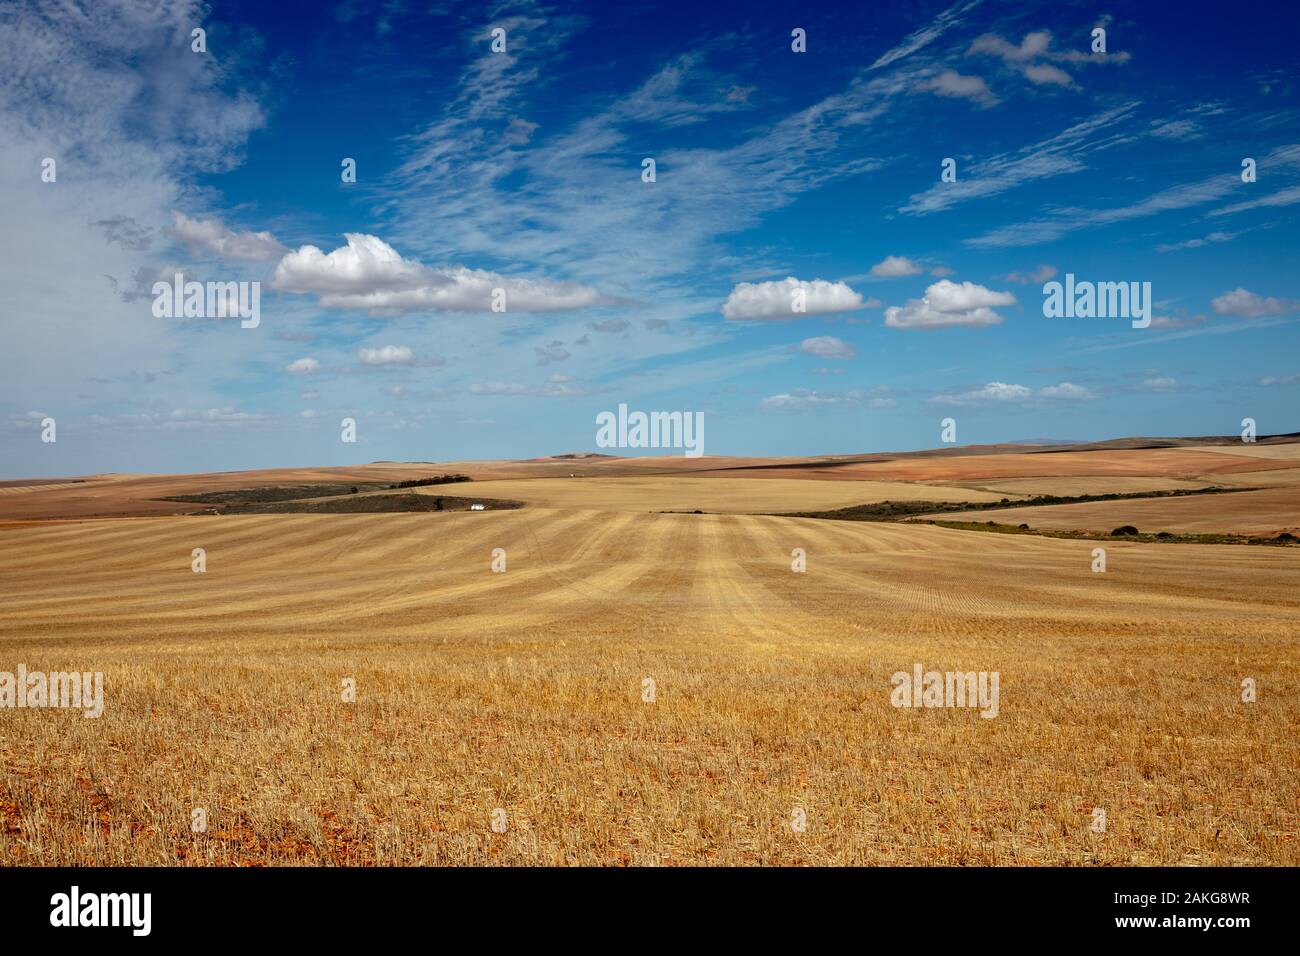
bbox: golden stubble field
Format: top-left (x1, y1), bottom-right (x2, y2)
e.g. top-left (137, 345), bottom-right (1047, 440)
top-left (0, 451), bottom-right (1297, 866)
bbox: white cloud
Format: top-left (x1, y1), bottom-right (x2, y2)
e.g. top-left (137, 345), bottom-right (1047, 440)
top-left (1141, 377), bottom-right (1178, 391)
top-left (1259, 373), bottom-right (1300, 386)
top-left (271, 233), bottom-right (606, 315)
top-left (84, 407), bottom-right (272, 432)
top-left (722, 277), bottom-right (865, 321)
top-left (172, 211), bottom-right (287, 262)
top-left (967, 29), bottom-right (1129, 90)
top-left (870, 255), bottom-right (923, 277)
top-left (358, 345), bottom-right (416, 366)
top-left (922, 69), bottom-right (997, 107)
top-left (968, 30), bottom-right (1052, 63)
top-left (1023, 63), bottom-right (1074, 87)
top-left (904, 103), bottom-right (1138, 217)
top-left (1211, 287), bottom-right (1297, 317)
top-left (469, 380), bottom-right (592, 397)
top-left (884, 279), bottom-right (1016, 328)
top-left (938, 382), bottom-right (1032, 404)
top-left (1004, 265), bottom-right (1057, 284)
top-left (286, 357), bottom-right (320, 375)
top-left (1149, 118), bottom-right (1202, 141)
top-left (1210, 183), bottom-right (1300, 218)
top-left (386, 24), bottom-right (897, 348)
top-left (761, 388), bottom-right (893, 411)
top-left (796, 336), bottom-right (856, 359)
top-left (935, 381), bottom-right (1093, 405)
top-left (967, 141), bottom-right (1300, 247)
top-left (871, 0), bottom-right (982, 70)
top-left (1156, 231), bottom-right (1235, 253)
top-left (1037, 382), bottom-right (1094, 400)
top-left (0, 0), bottom-right (271, 451)
top-left (616, 53), bottom-right (757, 128)
top-left (1148, 314), bottom-right (1208, 330)
top-left (535, 342), bottom-right (570, 365)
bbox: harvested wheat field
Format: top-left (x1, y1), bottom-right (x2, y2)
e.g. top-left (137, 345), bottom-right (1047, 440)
top-left (928, 486), bottom-right (1300, 536)
top-left (425, 475), bottom-right (1008, 513)
top-left (1, 446), bottom-right (1298, 866)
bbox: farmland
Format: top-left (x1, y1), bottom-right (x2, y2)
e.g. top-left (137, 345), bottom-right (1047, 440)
top-left (1, 439), bottom-right (1297, 865)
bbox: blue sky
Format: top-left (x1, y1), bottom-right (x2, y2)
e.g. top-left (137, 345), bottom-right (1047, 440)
top-left (2, 0), bottom-right (1298, 477)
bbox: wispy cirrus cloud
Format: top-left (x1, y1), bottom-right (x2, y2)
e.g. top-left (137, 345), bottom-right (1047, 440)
top-left (902, 102), bottom-right (1139, 216)
top-left (969, 141), bottom-right (1300, 247)
top-left (1156, 230), bottom-right (1237, 253)
top-left (0, 0), bottom-right (270, 413)
top-left (871, 0), bottom-right (983, 70)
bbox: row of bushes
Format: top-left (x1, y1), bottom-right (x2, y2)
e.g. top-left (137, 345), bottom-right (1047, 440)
top-left (388, 474), bottom-right (472, 489)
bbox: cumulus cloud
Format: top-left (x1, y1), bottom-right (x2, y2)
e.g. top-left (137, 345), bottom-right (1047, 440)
top-left (271, 233), bottom-right (605, 315)
top-left (934, 381), bottom-right (1093, 404)
top-left (1141, 377), bottom-right (1178, 391)
top-left (1036, 382), bottom-right (1094, 400)
top-left (722, 277), bottom-right (865, 320)
top-left (286, 357), bottom-right (320, 374)
top-left (1023, 63), bottom-right (1075, 87)
top-left (796, 336), bottom-right (856, 359)
top-left (870, 255), bottom-right (923, 277)
top-left (968, 31), bottom-right (1052, 63)
top-left (358, 345), bottom-right (415, 366)
top-left (967, 29), bottom-right (1129, 90)
top-left (172, 211), bottom-right (287, 262)
top-left (884, 280), bottom-right (1016, 329)
top-left (1211, 288), bottom-right (1297, 317)
top-left (922, 69), bottom-right (997, 107)
top-left (938, 382), bottom-right (1031, 404)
